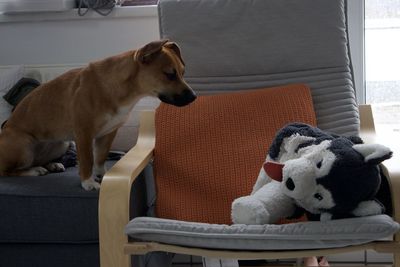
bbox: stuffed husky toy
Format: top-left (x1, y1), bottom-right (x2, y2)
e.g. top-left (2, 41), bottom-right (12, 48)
top-left (232, 123), bottom-right (393, 224)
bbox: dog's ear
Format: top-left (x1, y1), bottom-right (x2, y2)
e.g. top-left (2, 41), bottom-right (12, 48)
top-left (136, 39), bottom-right (169, 64)
top-left (164, 42), bottom-right (185, 66)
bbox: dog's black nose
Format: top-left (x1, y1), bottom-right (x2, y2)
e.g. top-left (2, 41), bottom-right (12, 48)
top-left (159, 89), bottom-right (197, 107)
top-left (285, 177), bottom-right (295, 191)
top-left (176, 89), bottom-right (196, 106)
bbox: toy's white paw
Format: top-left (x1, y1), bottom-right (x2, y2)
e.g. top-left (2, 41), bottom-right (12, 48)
top-left (45, 162), bottom-right (66, 172)
top-left (320, 212), bottom-right (333, 221)
top-left (352, 200), bottom-right (384, 217)
top-left (231, 196), bottom-right (271, 225)
top-left (81, 177), bottom-right (101, 191)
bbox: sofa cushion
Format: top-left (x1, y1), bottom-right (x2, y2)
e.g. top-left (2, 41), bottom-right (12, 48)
top-left (126, 215), bottom-right (400, 250)
top-left (0, 162), bottom-right (114, 243)
top-left (0, 243), bottom-right (100, 267)
top-left (0, 65), bottom-right (24, 130)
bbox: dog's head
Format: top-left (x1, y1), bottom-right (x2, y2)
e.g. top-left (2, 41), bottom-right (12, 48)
top-left (134, 39), bottom-right (196, 107)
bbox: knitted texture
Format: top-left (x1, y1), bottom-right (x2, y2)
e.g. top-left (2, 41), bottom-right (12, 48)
top-left (154, 84), bottom-right (317, 224)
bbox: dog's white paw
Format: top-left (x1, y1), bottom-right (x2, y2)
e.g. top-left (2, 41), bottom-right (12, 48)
top-left (22, 166), bottom-right (49, 176)
top-left (93, 164), bottom-right (105, 182)
top-left (45, 162), bottom-right (66, 173)
top-left (231, 196), bottom-right (271, 225)
top-left (81, 177), bottom-right (101, 191)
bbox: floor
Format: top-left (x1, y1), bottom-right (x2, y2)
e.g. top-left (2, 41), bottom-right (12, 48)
top-left (171, 250), bottom-right (394, 267)
top-left (172, 264), bottom-right (393, 267)
top-left (171, 259), bottom-right (393, 267)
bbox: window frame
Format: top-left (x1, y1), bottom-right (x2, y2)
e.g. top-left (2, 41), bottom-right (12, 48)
top-left (347, 0), bottom-right (366, 105)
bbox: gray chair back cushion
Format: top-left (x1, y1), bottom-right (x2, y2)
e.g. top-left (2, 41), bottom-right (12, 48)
top-left (158, 0), bottom-right (359, 135)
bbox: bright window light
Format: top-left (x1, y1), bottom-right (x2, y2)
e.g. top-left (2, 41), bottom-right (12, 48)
top-left (365, 0), bottom-right (400, 132)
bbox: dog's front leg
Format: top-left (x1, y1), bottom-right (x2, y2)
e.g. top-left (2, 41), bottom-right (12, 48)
top-left (75, 131), bottom-right (100, 191)
top-left (93, 129), bottom-right (118, 182)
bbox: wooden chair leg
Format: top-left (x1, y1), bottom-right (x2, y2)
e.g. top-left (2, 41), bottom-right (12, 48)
top-left (394, 253), bottom-right (400, 267)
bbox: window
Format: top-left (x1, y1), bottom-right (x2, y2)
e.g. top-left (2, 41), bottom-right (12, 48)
top-left (365, 0), bottom-right (400, 131)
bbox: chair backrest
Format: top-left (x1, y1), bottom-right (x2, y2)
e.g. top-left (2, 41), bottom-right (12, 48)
top-left (158, 0), bottom-right (359, 136)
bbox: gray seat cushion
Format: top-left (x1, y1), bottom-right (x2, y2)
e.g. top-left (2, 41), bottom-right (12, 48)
top-left (0, 162), bottom-right (114, 243)
top-left (126, 215), bottom-right (400, 250)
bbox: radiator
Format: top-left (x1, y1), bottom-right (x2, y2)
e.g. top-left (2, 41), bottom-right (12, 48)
top-left (0, 63), bottom-right (159, 106)
top-left (0, 64), bottom-right (83, 83)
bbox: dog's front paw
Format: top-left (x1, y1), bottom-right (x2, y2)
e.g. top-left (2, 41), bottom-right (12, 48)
top-left (45, 162), bottom-right (66, 173)
top-left (93, 164), bottom-right (105, 182)
top-left (231, 196), bottom-right (271, 225)
top-left (22, 166), bottom-right (49, 176)
top-left (81, 177), bottom-right (101, 191)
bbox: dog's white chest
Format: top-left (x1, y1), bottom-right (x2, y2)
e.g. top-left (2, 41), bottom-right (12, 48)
top-left (98, 105), bottom-right (133, 137)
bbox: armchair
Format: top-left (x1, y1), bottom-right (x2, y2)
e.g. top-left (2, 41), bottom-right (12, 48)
top-left (99, 0), bottom-right (400, 266)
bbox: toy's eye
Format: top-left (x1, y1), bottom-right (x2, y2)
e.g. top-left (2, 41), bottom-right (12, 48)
top-left (164, 69), bottom-right (177, 81)
top-left (314, 193), bottom-right (323, 201)
top-left (316, 160), bottom-right (323, 169)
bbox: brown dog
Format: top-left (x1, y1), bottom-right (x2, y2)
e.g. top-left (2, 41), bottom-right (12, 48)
top-left (0, 40), bottom-right (196, 190)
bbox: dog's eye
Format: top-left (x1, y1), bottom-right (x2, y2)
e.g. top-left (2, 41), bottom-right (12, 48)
top-left (164, 70), bottom-right (177, 81)
top-left (316, 160), bottom-right (323, 169)
top-left (314, 193), bottom-right (323, 201)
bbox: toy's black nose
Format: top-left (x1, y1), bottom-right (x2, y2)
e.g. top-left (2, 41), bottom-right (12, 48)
top-left (286, 178), bottom-right (295, 191)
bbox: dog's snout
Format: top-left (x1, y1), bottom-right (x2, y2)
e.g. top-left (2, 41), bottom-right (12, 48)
top-left (159, 89), bottom-right (197, 107)
top-left (180, 89), bottom-right (197, 103)
top-left (285, 177), bottom-right (295, 191)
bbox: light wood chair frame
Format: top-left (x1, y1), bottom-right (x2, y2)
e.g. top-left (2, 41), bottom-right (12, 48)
top-left (99, 105), bottom-right (400, 267)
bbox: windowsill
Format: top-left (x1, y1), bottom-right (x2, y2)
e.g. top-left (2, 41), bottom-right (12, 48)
top-left (375, 124), bottom-right (400, 137)
top-left (0, 5), bottom-right (157, 23)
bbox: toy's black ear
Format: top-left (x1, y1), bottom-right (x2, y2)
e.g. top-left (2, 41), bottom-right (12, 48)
top-left (353, 144), bottom-right (393, 165)
top-left (268, 123), bottom-right (316, 160)
top-left (347, 135), bottom-right (364, 144)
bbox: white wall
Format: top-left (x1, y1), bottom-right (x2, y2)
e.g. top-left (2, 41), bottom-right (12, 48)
top-left (0, 6), bottom-right (159, 65)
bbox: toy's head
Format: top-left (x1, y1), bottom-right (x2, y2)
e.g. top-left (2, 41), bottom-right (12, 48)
top-left (264, 123), bottom-right (392, 218)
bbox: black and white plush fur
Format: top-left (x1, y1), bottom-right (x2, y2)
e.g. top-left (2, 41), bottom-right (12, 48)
top-left (232, 123), bottom-right (393, 224)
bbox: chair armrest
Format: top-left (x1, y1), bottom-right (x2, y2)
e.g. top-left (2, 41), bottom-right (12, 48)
top-left (99, 110), bottom-right (156, 267)
top-left (359, 105), bottom-right (400, 242)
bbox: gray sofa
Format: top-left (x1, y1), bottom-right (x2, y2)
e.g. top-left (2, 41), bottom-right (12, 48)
top-left (0, 167), bottom-right (101, 267)
top-left (0, 70), bottom-right (140, 266)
